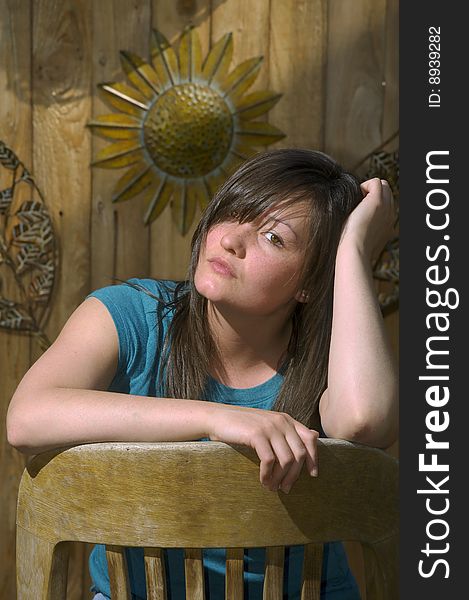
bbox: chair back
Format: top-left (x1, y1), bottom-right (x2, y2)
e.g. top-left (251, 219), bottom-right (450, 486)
top-left (16, 439), bottom-right (398, 599)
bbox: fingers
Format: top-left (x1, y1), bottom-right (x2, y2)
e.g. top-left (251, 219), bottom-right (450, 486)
top-left (254, 415), bottom-right (319, 494)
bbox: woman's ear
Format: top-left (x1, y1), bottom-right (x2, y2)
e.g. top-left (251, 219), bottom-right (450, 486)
top-left (295, 290), bottom-right (309, 303)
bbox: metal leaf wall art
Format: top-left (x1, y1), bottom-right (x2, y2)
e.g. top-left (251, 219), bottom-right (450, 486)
top-left (0, 140), bottom-right (58, 350)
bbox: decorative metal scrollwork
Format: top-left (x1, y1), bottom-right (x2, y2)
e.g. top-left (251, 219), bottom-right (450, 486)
top-left (0, 140), bottom-right (58, 350)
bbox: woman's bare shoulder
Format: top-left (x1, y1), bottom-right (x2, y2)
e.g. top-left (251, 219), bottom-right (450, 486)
top-left (15, 297), bottom-right (119, 393)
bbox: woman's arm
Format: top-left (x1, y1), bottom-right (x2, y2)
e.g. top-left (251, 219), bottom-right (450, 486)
top-left (6, 297), bottom-right (317, 493)
top-left (319, 178), bottom-right (399, 449)
top-left (6, 297), bottom-right (216, 454)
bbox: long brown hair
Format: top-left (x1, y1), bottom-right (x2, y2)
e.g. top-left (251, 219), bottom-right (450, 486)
top-left (160, 148), bottom-right (362, 427)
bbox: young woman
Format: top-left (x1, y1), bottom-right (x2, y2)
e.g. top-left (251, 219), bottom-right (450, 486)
top-left (7, 148), bottom-right (398, 599)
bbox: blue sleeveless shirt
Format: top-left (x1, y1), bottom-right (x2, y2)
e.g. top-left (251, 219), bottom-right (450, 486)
top-left (86, 278), bottom-right (360, 600)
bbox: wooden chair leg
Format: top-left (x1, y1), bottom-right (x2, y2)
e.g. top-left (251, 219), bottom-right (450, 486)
top-left (362, 536), bottom-right (398, 600)
top-left (16, 525), bottom-right (70, 600)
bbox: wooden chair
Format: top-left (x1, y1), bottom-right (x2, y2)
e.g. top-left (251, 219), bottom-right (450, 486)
top-left (16, 439), bottom-right (398, 599)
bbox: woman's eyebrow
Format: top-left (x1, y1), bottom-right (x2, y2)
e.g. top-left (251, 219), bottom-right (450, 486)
top-left (265, 217), bottom-right (298, 239)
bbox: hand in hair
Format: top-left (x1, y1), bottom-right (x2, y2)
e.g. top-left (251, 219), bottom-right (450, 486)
top-left (208, 405), bottom-right (318, 493)
top-left (340, 178), bottom-right (396, 265)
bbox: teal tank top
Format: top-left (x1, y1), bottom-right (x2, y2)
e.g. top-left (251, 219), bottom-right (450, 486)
top-left (86, 278), bottom-right (360, 599)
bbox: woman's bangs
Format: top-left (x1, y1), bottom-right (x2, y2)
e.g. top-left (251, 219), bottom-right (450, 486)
top-left (210, 188), bottom-right (312, 227)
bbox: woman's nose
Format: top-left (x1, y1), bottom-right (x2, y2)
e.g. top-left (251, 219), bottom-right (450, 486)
top-left (220, 225), bottom-right (247, 258)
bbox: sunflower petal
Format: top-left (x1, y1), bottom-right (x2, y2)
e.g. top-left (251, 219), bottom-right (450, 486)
top-left (220, 57), bottom-right (263, 103)
top-left (143, 176), bottom-right (174, 225)
top-left (98, 83), bottom-right (148, 116)
top-left (178, 26), bottom-right (203, 83)
top-left (235, 121), bottom-right (285, 146)
top-left (221, 152), bottom-right (248, 177)
top-left (233, 91), bottom-right (282, 119)
top-left (151, 29), bottom-right (179, 88)
top-left (92, 140), bottom-right (144, 168)
top-left (171, 180), bottom-right (197, 235)
top-left (88, 114), bottom-right (141, 140)
top-left (202, 33), bottom-right (233, 85)
top-left (112, 163), bottom-right (156, 203)
top-left (231, 138), bottom-right (261, 159)
top-left (204, 169), bottom-right (227, 199)
top-left (187, 179), bottom-right (210, 211)
top-left (120, 51), bottom-right (161, 99)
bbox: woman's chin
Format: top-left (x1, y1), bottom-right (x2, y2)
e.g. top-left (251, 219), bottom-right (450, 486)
top-left (194, 275), bottom-right (226, 303)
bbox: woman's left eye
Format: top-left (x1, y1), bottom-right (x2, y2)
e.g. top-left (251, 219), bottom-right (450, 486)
top-left (264, 231), bottom-right (284, 247)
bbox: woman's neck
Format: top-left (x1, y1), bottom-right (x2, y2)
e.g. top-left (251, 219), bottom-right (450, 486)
top-left (207, 301), bottom-right (293, 388)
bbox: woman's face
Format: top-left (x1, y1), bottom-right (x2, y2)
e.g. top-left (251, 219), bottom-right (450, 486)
top-left (194, 201), bottom-right (311, 317)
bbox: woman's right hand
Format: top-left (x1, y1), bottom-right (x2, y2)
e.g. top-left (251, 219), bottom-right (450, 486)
top-left (208, 406), bottom-right (319, 493)
top-left (340, 177), bottom-right (396, 264)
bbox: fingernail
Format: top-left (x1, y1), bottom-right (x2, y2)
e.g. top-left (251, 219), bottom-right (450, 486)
top-left (282, 485), bottom-right (291, 494)
top-left (310, 468), bottom-right (318, 477)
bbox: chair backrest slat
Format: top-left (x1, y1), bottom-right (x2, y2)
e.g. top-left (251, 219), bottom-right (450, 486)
top-left (105, 545), bottom-right (131, 600)
top-left (184, 548), bottom-right (205, 599)
top-left (263, 546), bottom-right (284, 599)
top-left (225, 547), bottom-right (244, 599)
top-left (300, 542), bottom-right (323, 600)
top-left (144, 547), bottom-right (167, 600)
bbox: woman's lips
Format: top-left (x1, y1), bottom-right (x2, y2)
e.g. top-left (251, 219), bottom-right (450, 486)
top-left (208, 257), bottom-right (235, 277)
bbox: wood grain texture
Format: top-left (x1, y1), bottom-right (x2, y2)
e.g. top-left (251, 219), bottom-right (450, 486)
top-left (148, 0), bottom-right (211, 281)
top-left (16, 440), bottom-right (398, 599)
top-left (91, 0), bottom-right (152, 289)
top-left (144, 547), bottom-right (167, 600)
top-left (263, 546), bottom-right (284, 599)
top-left (269, 0), bottom-right (327, 150)
top-left (0, 2), bottom-right (31, 598)
top-left (184, 548), bottom-right (205, 599)
top-left (32, 0), bottom-right (93, 338)
top-left (16, 526), bottom-right (70, 600)
top-left (225, 547), bottom-right (244, 600)
top-left (325, 0), bottom-right (387, 169)
top-left (31, 2), bottom-right (93, 598)
top-left (300, 543), bottom-right (323, 600)
top-left (106, 545), bottom-right (132, 599)
top-left (382, 0), bottom-right (399, 141)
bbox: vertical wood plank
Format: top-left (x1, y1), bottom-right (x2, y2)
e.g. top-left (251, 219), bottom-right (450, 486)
top-left (106, 545), bottom-right (132, 600)
top-left (144, 547), bottom-right (167, 600)
top-left (149, 0), bottom-right (211, 280)
top-left (184, 548), bottom-right (205, 599)
top-left (325, 0), bottom-right (387, 169)
top-left (225, 547), bottom-right (244, 600)
top-left (0, 2), bottom-right (31, 598)
top-left (211, 0), bottom-right (270, 89)
top-left (91, 0), bottom-right (152, 290)
top-left (263, 546), bottom-right (284, 600)
top-left (211, 0), bottom-right (270, 135)
top-left (300, 543), bottom-right (323, 600)
top-left (269, 0), bottom-right (327, 150)
top-left (382, 0), bottom-right (399, 141)
top-left (31, 2), bottom-right (93, 598)
top-left (32, 0), bottom-right (93, 337)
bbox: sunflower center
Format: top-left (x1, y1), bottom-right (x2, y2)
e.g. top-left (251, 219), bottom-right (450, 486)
top-left (143, 83), bottom-right (233, 178)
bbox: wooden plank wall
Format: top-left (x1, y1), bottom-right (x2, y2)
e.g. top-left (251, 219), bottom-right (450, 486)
top-left (0, 1), bottom-right (398, 597)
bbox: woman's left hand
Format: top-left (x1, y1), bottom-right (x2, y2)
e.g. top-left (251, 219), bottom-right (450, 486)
top-left (340, 178), bottom-right (397, 264)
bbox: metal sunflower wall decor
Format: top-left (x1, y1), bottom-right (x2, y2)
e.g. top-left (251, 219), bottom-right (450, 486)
top-left (364, 147), bottom-right (400, 315)
top-left (89, 26), bottom-right (285, 234)
top-left (0, 140), bottom-right (57, 350)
